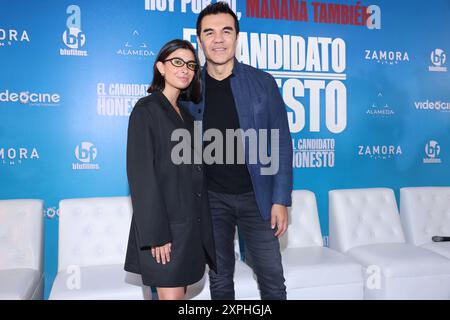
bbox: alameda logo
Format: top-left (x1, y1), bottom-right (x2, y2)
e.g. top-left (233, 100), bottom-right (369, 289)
top-left (116, 30), bottom-right (155, 59)
top-left (366, 92), bottom-right (394, 117)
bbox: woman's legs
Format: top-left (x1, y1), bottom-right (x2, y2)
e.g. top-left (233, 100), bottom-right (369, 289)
top-left (156, 287), bottom-right (185, 300)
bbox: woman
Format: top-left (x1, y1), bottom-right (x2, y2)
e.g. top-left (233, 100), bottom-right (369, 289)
top-left (124, 39), bottom-right (216, 300)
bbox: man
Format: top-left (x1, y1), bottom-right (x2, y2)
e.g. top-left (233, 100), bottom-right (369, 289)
top-left (185, 2), bottom-right (293, 300)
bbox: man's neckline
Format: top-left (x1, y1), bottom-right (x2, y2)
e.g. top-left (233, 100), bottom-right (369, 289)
top-left (206, 71), bottom-right (233, 83)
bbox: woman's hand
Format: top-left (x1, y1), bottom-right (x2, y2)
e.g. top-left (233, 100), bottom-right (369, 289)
top-left (151, 243), bottom-right (172, 264)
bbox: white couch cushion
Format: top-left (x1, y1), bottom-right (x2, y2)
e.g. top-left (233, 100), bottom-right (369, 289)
top-left (58, 197), bottom-right (132, 272)
top-left (422, 242), bottom-right (450, 259)
top-left (347, 243), bottom-right (450, 278)
top-left (49, 264), bottom-right (149, 300)
top-left (329, 188), bottom-right (405, 253)
top-left (280, 190), bottom-right (364, 299)
top-left (281, 190), bottom-right (323, 249)
top-left (287, 282), bottom-right (363, 300)
top-left (0, 269), bottom-right (41, 300)
top-left (0, 199), bottom-right (43, 271)
top-left (282, 246), bottom-right (362, 289)
top-left (400, 187), bottom-right (450, 246)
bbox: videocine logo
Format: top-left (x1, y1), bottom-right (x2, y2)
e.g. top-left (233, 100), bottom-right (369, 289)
top-left (414, 100), bottom-right (450, 112)
top-left (0, 89), bottom-right (60, 106)
top-left (423, 140), bottom-right (442, 164)
top-left (429, 49), bottom-right (447, 72)
top-left (73, 142), bottom-right (99, 170)
top-left (60, 5), bottom-right (88, 56)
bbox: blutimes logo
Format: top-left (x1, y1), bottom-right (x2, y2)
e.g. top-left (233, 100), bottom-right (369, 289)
top-left (60, 5), bottom-right (88, 57)
top-left (72, 142), bottom-right (100, 170)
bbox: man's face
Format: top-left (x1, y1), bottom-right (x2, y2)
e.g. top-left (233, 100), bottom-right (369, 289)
top-left (197, 13), bottom-right (238, 66)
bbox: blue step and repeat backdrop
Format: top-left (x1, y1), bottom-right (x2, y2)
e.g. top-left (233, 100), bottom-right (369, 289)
top-left (1, 0), bottom-right (449, 299)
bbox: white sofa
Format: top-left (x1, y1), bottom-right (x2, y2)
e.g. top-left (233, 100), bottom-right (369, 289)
top-left (49, 197), bottom-right (150, 300)
top-left (400, 187), bottom-right (450, 259)
top-left (186, 228), bottom-right (260, 300)
top-left (329, 188), bottom-right (450, 299)
top-left (0, 199), bottom-right (44, 300)
top-left (280, 190), bottom-right (364, 299)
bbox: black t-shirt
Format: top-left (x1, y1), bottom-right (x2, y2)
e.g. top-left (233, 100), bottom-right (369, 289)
top-left (203, 72), bottom-right (253, 194)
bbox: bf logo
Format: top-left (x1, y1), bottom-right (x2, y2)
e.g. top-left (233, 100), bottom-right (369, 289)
top-left (75, 142), bottom-right (97, 163)
top-left (431, 49), bottom-right (446, 67)
top-left (425, 140), bottom-right (440, 159)
top-left (62, 5), bottom-right (86, 49)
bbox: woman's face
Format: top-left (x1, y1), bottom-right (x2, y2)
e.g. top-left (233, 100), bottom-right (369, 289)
top-left (157, 48), bottom-right (196, 92)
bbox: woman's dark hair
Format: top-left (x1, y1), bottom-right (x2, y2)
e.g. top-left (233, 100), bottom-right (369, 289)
top-left (148, 39), bottom-right (201, 103)
top-left (196, 2), bottom-right (240, 37)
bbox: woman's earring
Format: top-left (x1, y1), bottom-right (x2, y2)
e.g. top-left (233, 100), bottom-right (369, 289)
top-left (161, 73), bottom-right (165, 77)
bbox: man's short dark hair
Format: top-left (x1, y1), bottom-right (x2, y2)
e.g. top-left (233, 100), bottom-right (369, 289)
top-left (196, 2), bottom-right (240, 37)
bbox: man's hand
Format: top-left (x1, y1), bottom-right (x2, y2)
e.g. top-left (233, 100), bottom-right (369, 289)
top-left (151, 243), bottom-right (172, 264)
top-left (271, 204), bottom-right (288, 237)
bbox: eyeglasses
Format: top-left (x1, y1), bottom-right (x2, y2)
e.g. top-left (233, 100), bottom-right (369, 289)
top-left (163, 57), bottom-right (198, 71)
